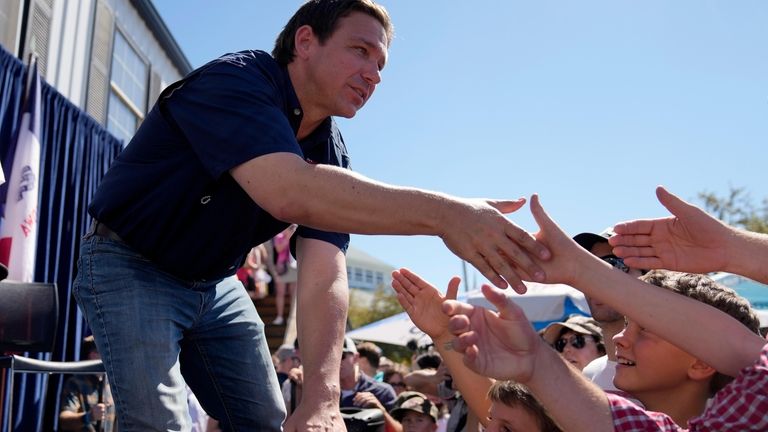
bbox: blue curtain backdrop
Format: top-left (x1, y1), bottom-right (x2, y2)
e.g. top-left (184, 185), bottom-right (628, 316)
top-left (0, 45), bottom-right (122, 431)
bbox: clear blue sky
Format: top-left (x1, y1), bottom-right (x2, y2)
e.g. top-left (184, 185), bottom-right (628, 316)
top-left (154, 1), bottom-right (767, 291)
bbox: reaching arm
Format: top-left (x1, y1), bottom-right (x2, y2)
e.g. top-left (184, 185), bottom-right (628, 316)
top-left (231, 153), bottom-right (550, 291)
top-left (282, 237), bottom-right (348, 432)
top-left (527, 193), bottom-right (766, 376)
top-left (609, 186), bottom-right (768, 283)
top-left (391, 269), bottom-right (494, 426)
top-left (443, 286), bottom-right (615, 432)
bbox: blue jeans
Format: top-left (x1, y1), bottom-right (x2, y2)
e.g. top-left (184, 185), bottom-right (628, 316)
top-left (73, 233), bottom-right (285, 431)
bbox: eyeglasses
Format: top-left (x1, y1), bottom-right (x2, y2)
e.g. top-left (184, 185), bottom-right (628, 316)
top-left (600, 255), bottom-right (629, 273)
top-left (554, 334), bottom-right (589, 352)
top-left (389, 381), bottom-right (406, 388)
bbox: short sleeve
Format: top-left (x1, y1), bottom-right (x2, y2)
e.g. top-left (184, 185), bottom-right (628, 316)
top-left (164, 54), bottom-right (302, 179)
top-left (292, 226), bottom-right (350, 256)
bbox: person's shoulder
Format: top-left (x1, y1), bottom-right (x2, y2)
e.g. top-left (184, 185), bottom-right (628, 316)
top-left (191, 50), bottom-right (284, 90)
top-left (582, 355), bottom-right (608, 377)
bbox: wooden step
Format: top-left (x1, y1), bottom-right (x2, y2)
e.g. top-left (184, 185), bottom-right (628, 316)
top-left (252, 293), bottom-right (293, 353)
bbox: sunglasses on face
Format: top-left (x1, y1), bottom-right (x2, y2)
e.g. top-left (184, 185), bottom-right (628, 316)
top-left (600, 255), bottom-right (630, 273)
top-left (554, 334), bottom-right (589, 352)
top-left (388, 381), bottom-right (406, 388)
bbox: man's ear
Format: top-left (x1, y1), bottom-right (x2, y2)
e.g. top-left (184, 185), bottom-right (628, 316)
top-left (294, 25), bottom-right (316, 60)
top-left (688, 358), bottom-right (717, 382)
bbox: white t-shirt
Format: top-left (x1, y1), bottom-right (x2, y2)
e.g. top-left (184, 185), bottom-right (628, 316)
top-left (583, 356), bottom-right (643, 407)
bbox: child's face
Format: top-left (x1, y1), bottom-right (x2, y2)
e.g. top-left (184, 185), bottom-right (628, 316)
top-left (400, 411), bottom-right (436, 432)
top-left (613, 319), bottom-right (698, 401)
top-left (555, 330), bottom-right (602, 371)
top-left (485, 401), bottom-right (543, 432)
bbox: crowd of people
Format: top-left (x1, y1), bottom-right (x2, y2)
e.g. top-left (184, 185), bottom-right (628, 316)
top-left (236, 224), bottom-right (298, 326)
top-left (259, 186), bottom-right (768, 432)
top-left (389, 186), bottom-right (768, 431)
top-left (64, 0), bottom-right (767, 429)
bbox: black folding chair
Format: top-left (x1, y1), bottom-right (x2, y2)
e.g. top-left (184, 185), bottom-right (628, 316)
top-left (0, 280), bottom-right (104, 431)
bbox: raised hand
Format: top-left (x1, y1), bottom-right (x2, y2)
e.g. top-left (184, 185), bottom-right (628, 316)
top-left (391, 268), bottom-right (459, 340)
top-left (442, 284), bottom-right (542, 383)
top-left (526, 194), bottom-right (600, 286)
top-left (609, 186), bottom-right (731, 273)
top-left (439, 197), bottom-right (551, 293)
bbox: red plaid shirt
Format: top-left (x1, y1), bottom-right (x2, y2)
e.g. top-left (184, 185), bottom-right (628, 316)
top-left (608, 343), bottom-right (768, 431)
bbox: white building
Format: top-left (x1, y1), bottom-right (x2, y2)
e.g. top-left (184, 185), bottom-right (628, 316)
top-left (0, 0), bottom-right (191, 144)
top-left (346, 245), bottom-right (395, 304)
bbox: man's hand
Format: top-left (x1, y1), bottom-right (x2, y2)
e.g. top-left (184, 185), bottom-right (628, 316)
top-left (442, 284), bottom-right (542, 384)
top-left (609, 186), bottom-right (731, 273)
top-left (439, 197), bottom-right (551, 293)
top-left (89, 403), bottom-right (107, 423)
top-left (353, 391), bottom-right (385, 410)
top-left (391, 269), bottom-right (459, 340)
top-left (283, 402), bottom-right (346, 432)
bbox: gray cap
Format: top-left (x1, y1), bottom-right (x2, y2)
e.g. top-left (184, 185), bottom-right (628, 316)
top-left (390, 392), bottom-right (438, 423)
top-left (542, 315), bottom-right (603, 345)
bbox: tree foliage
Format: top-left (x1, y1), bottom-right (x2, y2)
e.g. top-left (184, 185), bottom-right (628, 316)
top-left (347, 284), bottom-right (403, 329)
top-left (698, 187), bottom-right (768, 234)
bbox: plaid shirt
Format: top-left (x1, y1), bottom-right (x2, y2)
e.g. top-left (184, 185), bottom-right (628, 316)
top-left (608, 343), bottom-right (768, 431)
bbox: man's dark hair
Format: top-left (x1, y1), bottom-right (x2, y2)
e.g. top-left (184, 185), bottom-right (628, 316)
top-left (488, 381), bottom-right (562, 432)
top-left (356, 341), bottom-right (382, 369)
top-left (272, 0), bottom-right (393, 65)
top-left (415, 351), bottom-right (441, 370)
top-left (641, 270), bottom-right (761, 396)
top-left (80, 335), bottom-right (98, 359)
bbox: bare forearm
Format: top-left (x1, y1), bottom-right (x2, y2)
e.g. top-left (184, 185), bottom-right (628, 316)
top-left (433, 334), bottom-right (493, 427)
top-left (295, 239), bottom-right (348, 405)
top-left (232, 153), bottom-right (452, 236)
top-left (726, 229), bottom-right (768, 284)
top-left (526, 347), bottom-right (614, 432)
top-left (59, 411), bottom-right (86, 431)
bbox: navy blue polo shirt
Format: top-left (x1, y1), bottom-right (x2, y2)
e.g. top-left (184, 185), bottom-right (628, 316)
top-left (88, 50), bottom-right (350, 281)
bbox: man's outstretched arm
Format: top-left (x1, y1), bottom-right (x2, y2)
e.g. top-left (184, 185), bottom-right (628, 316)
top-left (231, 153), bottom-right (550, 291)
top-left (610, 186), bottom-right (768, 284)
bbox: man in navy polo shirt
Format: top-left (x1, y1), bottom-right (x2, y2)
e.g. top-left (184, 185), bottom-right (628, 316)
top-left (74, 1), bottom-right (551, 431)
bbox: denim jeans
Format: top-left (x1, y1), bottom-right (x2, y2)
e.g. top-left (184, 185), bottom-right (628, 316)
top-left (73, 233), bottom-right (285, 431)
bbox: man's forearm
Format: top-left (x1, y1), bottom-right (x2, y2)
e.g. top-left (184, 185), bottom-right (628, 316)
top-left (295, 238), bottom-right (348, 406)
top-left (231, 153), bottom-right (455, 236)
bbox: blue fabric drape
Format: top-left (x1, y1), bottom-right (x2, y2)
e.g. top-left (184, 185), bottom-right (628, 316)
top-left (0, 45), bottom-right (122, 431)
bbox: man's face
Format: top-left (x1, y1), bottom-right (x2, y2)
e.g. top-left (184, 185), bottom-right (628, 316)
top-left (586, 241), bottom-right (636, 323)
top-left (613, 318), bottom-right (698, 402)
top-left (485, 401), bottom-right (543, 432)
top-left (339, 351), bottom-right (358, 383)
top-left (399, 411), bottom-right (437, 432)
top-left (303, 12), bottom-right (388, 119)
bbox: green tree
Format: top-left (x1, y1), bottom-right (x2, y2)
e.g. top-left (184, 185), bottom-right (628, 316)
top-left (347, 284), bottom-right (403, 329)
top-left (698, 187), bottom-right (768, 234)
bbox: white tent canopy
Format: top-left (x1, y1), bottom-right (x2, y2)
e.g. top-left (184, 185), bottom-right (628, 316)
top-left (347, 281), bottom-right (589, 347)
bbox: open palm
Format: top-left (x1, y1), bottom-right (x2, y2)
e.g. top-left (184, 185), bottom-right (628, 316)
top-left (391, 268), bottom-right (459, 340)
top-left (444, 285), bottom-right (542, 383)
